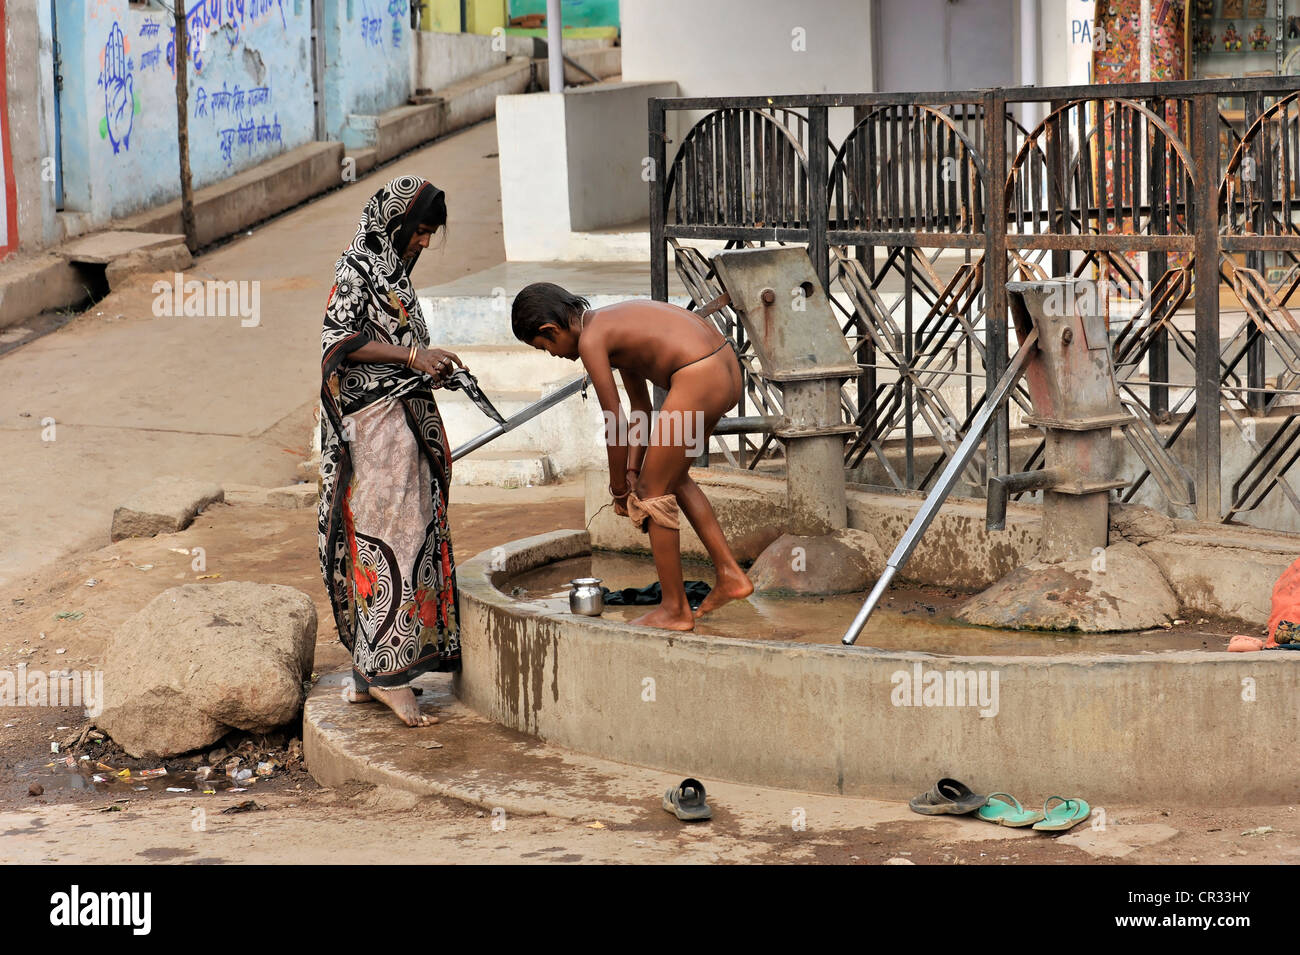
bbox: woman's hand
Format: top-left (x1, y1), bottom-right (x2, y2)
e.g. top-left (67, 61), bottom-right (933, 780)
top-left (411, 347), bottom-right (463, 384)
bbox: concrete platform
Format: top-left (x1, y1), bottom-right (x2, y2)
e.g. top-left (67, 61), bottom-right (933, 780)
top-left (116, 142), bottom-right (346, 250)
top-left (304, 669), bottom-right (932, 830)
top-left (447, 528), bottom-right (1300, 806)
top-left (57, 231), bottom-right (188, 265)
top-left (0, 253), bottom-right (93, 330)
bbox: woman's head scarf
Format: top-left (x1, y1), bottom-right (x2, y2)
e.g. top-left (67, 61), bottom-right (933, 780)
top-left (336, 175), bottom-right (446, 312)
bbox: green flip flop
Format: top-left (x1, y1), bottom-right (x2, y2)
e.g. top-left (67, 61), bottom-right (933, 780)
top-left (1031, 795), bottom-right (1091, 832)
top-left (976, 792), bottom-right (1045, 827)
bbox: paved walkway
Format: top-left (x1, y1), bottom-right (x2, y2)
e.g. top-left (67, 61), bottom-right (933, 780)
top-left (0, 122), bottom-right (506, 587)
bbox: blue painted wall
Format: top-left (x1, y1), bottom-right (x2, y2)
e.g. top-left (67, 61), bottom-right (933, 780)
top-left (56, 0), bottom-right (414, 224)
top-left (321, 0), bottom-right (414, 145)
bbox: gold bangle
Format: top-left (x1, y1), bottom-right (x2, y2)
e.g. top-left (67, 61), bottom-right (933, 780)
top-left (406, 345), bottom-right (417, 369)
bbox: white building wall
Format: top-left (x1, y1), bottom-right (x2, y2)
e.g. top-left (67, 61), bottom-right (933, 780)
top-left (621, 0), bottom-right (874, 146)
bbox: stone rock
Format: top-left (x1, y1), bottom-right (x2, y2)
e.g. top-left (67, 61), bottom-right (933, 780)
top-left (97, 583), bottom-right (316, 758)
top-left (266, 483), bottom-right (319, 508)
top-left (749, 528), bottom-right (886, 595)
top-left (1109, 503), bottom-right (1176, 545)
top-left (104, 242), bottom-right (193, 290)
top-left (222, 483), bottom-right (271, 507)
top-left (1142, 536), bottom-right (1287, 624)
top-left (956, 541), bottom-right (1178, 632)
top-left (110, 477), bottom-right (224, 541)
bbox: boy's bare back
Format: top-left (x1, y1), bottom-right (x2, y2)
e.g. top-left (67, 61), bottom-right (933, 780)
top-left (579, 300), bottom-right (726, 390)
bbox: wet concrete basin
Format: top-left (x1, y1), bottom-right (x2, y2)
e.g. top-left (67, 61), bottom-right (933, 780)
top-left (453, 530), bottom-right (1300, 806)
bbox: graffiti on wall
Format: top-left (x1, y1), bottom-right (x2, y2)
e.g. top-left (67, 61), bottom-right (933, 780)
top-left (361, 1), bottom-right (407, 49)
top-left (98, 22), bottom-right (140, 154)
top-left (95, 1), bottom-right (292, 163)
top-left (388, 0), bottom-right (407, 47)
top-left (138, 18), bottom-right (166, 72)
top-left (167, 0), bottom-right (288, 75)
top-left (195, 80), bottom-right (281, 165)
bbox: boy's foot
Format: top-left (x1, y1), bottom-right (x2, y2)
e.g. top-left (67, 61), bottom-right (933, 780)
top-left (366, 686), bottom-right (440, 727)
top-left (695, 568), bottom-right (754, 617)
top-left (631, 605), bottom-right (696, 631)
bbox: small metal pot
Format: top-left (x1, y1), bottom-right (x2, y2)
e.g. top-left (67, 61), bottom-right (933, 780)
top-left (569, 577), bottom-right (604, 616)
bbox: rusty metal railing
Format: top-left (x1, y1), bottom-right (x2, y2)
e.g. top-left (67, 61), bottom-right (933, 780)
top-left (648, 77), bottom-right (1300, 528)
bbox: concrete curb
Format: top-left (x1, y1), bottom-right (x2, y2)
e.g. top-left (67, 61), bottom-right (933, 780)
top-left (302, 668), bottom-right (934, 834)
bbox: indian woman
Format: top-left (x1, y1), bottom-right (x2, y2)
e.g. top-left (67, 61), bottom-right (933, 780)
top-left (318, 175), bottom-right (463, 727)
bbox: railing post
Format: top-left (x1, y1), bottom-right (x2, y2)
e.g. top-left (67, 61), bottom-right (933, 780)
top-left (1045, 99), bottom-right (1069, 276)
top-left (1192, 91), bottom-right (1222, 522)
top-left (1244, 90), bottom-right (1267, 417)
top-left (1148, 95), bottom-right (1170, 420)
top-left (808, 105), bottom-right (831, 294)
top-left (983, 90), bottom-right (1010, 492)
top-left (851, 104), bottom-right (875, 440)
top-left (649, 97), bottom-right (668, 303)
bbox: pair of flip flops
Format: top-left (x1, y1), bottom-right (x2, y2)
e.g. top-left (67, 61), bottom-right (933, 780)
top-left (663, 777), bottom-right (712, 821)
top-left (978, 793), bottom-right (1091, 831)
top-left (909, 779), bottom-right (1090, 832)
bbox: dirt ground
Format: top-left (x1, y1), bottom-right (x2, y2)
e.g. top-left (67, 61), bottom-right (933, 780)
top-left (2, 491), bottom-right (1297, 865)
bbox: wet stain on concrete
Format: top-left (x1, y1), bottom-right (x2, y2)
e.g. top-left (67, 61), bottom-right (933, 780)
top-left (137, 846), bottom-right (197, 861)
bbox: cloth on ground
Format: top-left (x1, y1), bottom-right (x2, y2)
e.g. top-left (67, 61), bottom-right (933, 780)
top-left (603, 580), bottom-right (712, 611)
top-left (1265, 556), bottom-right (1300, 648)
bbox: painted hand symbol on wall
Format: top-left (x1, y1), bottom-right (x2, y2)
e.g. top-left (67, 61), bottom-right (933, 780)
top-left (102, 22), bottom-right (135, 154)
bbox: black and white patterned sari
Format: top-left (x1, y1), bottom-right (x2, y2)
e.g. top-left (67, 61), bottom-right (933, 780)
top-left (317, 176), bottom-right (460, 688)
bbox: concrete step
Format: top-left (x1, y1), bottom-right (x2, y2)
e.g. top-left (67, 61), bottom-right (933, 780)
top-left (451, 449), bottom-right (554, 488)
top-left (438, 388), bottom-right (543, 455)
top-left (116, 141), bottom-right (345, 250)
top-left (453, 344), bottom-right (576, 392)
top-left (421, 290), bottom-right (691, 346)
top-left (436, 381), bottom-right (607, 476)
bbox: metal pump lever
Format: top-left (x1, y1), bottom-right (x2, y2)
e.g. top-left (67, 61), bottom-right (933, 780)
top-left (841, 327), bottom-right (1040, 646)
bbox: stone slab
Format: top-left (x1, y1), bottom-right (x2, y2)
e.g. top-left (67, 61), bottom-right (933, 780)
top-left (57, 231), bottom-right (189, 265)
top-left (110, 477), bottom-right (225, 542)
top-left (956, 541), bottom-right (1179, 632)
top-left (266, 483), bottom-right (319, 508)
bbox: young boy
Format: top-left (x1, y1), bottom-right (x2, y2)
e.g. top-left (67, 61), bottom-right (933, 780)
top-left (512, 282), bottom-right (753, 631)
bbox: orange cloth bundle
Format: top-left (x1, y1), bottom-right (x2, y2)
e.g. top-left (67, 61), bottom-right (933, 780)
top-left (627, 492), bottom-right (680, 532)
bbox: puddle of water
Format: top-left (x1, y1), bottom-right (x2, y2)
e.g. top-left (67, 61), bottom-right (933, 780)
top-left (23, 756), bottom-right (266, 796)
top-left (507, 553), bottom-right (1231, 656)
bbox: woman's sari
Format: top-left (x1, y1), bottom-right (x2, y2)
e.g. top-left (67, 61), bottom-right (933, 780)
top-left (317, 176), bottom-right (461, 689)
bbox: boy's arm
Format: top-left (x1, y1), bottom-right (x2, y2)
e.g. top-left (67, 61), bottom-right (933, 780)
top-left (620, 370), bottom-right (652, 481)
top-left (578, 330), bottom-right (631, 500)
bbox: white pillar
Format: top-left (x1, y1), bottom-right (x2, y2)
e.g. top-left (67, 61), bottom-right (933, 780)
top-left (1018, 0), bottom-right (1041, 130)
top-left (547, 0), bottom-right (563, 92)
top-left (1139, 0), bottom-right (1152, 81)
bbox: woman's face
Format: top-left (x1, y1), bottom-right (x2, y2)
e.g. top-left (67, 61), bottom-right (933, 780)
top-left (404, 224), bottom-right (436, 258)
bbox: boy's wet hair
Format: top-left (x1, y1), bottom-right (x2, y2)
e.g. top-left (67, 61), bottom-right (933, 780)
top-left (512, 283), bottom-right (591, 343)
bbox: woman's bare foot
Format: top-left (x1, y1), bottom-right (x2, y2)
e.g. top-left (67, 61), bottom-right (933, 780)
top-left (367, 686), bottom-right (440, 727)
top-left (695, 567), bottom-right (754, 617)
top-left (345, 685), bottom-right (373, 703)
top-left (631, 605), bottom-right (696, 631)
